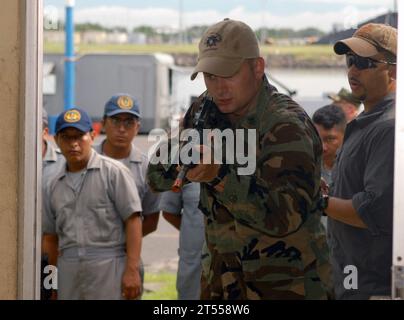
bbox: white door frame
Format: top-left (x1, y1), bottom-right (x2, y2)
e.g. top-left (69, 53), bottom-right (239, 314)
top-left (17, 0), bottom-right (43, 299)
top-left (393, 1), bottom-right (404, 300)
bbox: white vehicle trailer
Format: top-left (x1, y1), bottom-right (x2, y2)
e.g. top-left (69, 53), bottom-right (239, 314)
top-left (43, 53), bottom-right (175, 133)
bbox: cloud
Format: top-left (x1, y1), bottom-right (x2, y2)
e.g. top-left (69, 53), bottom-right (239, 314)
top-left (59, 5), bottom-right (392, 32)
top-left (301, 0), bottom-right (392, 5)
top-left (75, 6), bottom-right (180, 31)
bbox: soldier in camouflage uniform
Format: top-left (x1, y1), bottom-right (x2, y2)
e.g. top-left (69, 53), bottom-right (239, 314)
top-left (147, 19), bottom-right (331, 300)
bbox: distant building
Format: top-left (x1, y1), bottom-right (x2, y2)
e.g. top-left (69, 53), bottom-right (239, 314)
top-left (128, 32), bottom-right (147, 44)
top-left (146, 34), bottom-right (164, 44)
top-left (105, 32), bottom-right (128, 44)
top-left (44, 30), bottom-right (81, 44)
top-left (80, 31), bottom-right (107, 44)
top-left (271, 37), bottom-right (319, 46)
top-left (44, 30), bottom-right (64, 43)
top-left (46, 30), bottom-right (132, 45)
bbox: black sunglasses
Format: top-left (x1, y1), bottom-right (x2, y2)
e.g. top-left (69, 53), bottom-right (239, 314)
top-left (346, 53), bottom-right (396, 70)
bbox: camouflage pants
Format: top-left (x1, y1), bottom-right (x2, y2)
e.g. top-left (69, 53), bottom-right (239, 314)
top-left (200, 250), bottom-right (330, 300)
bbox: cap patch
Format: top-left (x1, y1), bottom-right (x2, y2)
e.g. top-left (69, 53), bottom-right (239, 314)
top-left (64, 110), bottom-right (81, 123)
top-left (117, 96), bottom-right (134, 110)
top-left (205, 33), bottom-right (222, 48)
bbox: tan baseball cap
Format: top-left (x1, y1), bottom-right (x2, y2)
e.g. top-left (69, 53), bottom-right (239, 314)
top-left (191, 18), bottom-right (260, 80)
top-left (334, 23), bottom-right (397, 60)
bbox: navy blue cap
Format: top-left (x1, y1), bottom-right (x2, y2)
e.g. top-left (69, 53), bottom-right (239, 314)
top-left (55, 108), bottom-right (93, 134)
top-left (104, 93), bottom-right (141, 118)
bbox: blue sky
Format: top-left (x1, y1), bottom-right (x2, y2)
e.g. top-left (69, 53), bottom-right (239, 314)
top-left (44, 0), bottom-right (395, 31)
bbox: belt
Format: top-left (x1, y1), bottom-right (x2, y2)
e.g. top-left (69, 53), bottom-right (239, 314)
top-left (60, 246), bottom-right (126, 259)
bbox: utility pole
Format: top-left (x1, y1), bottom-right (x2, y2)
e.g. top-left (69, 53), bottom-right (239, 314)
top-left (260, 0), bottom-right (268, 44)
top-left (64, 0), bottom-right (75, 110)
top-left (178, 0), bottom-right (183, 43)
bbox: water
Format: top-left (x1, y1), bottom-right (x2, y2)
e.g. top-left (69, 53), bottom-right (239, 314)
top-left (171, 67), bottom-right (350, 117)
top-left (270, 68), bottom-right (350, 116)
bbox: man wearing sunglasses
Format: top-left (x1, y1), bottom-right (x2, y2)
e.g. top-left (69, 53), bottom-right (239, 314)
top-left (322, 23), bottom-right (397, 299)
top-left (94, 94), bottom-right (162, 295)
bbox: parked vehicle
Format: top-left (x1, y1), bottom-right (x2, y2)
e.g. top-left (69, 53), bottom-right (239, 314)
top-left (43, 53), bottom-right (175, 133)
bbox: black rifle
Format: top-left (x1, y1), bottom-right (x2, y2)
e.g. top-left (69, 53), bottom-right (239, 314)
top-left (171, 96), bottom-right (215, 192)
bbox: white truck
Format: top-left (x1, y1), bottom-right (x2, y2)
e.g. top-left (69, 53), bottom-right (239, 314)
top-left (43, 53), bottom-right (175, 133)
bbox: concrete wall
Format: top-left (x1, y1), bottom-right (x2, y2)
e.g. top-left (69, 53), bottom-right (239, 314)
top-left (0, 0), bottom-right (21, 299)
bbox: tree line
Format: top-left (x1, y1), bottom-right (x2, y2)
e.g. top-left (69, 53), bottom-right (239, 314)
top-left (47, 22), bottom-right (325, 39)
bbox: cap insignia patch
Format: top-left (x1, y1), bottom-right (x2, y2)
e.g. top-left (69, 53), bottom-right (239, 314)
top-left (117, 96), bottom-right (134, 110)
top-left (205, 33), bottom-right (222, 48)
top-left (64, 110), bottom-right (81, 123)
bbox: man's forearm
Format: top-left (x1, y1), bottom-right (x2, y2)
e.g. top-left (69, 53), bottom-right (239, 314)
top-left (125, 213), bottom-right (142, 270)
top-left (162, 212), bottom-right (181, 230)
top-left (142, 212), bottom-right (160, 236)
top-left (325, 197), bottom-right (367, 228)
top-left (42, 234), bottom-right (59, 266)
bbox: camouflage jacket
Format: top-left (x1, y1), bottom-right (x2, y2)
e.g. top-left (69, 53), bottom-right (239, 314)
top-left (147, 76), bottom-right (331, 300)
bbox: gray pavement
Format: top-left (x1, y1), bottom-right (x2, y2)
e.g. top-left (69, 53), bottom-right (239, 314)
top-left (142, 217), bottom-right (179, 273)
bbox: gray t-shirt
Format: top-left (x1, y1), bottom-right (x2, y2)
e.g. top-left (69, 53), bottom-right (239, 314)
top-left (321, 165), bottom-right (333, 186)
top-left (66, 169), bottom-right (87, 191)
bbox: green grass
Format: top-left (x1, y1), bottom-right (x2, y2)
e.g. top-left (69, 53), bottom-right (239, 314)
top-left (44, 42), bottom-right (335, 60)
top-left (262, 44), bottom-right (335, 59)
top-left (142, 272), bottom-right (177, 300)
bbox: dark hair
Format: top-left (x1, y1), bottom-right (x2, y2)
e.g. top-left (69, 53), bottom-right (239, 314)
top-left (312, 104), bottom-right (347, 131)
top-left (380, 48), bottom-right (396, 64)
